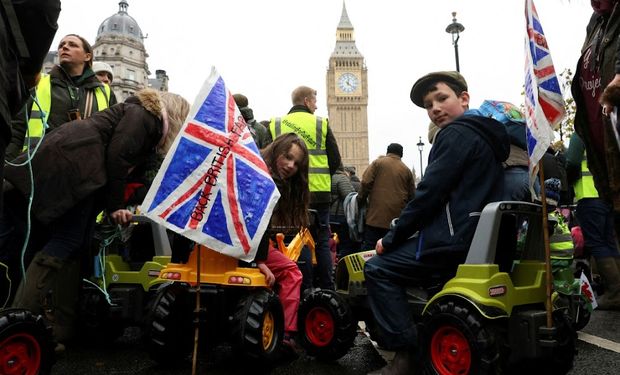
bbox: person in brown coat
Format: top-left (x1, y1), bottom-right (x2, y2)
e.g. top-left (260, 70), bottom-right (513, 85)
top-left (0, 88), bottom-right (189, 344)
top-left (357, 143), bottom-right (415, 251)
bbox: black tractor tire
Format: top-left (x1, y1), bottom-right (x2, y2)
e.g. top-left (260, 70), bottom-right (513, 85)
top-left (298, 289), bottom-right (357, 361)
top-left (421, 299), bottom-right (501, 375)
top-left (523, 309), bottom-right (576, 375)
top-left (0, 308), bottom-right (55, 375)
top-left (146, 282), bottom-right (193, 366)
top-left (231, 289), bottom-right (284, 364)
top-left (573, 296), bottom-right (591, 332)
top-left (76, 286), bottom-right (125, 344)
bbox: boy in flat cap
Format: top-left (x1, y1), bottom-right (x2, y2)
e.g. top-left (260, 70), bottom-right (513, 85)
top-left (365, 71), bottom-right (510, 374)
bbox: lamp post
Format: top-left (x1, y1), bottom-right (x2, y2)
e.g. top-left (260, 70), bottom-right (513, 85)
top-left (417, 136), bottom-right (425, 178)
top-left (445, 11), bottom-right (465, 72)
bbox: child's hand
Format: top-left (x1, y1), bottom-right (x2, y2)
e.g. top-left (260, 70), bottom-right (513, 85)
top-left (110, 209), bottom-right (133, 226)
top-left (257, 262), bottom-right (275, 287)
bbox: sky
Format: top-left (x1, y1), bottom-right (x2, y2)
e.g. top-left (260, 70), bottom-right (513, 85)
top-left (51, 0), bottom-right (592, 174)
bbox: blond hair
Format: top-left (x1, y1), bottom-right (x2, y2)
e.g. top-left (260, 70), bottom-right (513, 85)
top-left (291, 86), bottom-right (316, 106)
top-left (158, 92), bottom-right (190, 155)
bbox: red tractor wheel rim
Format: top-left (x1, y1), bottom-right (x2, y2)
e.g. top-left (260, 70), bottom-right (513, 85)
top-left (430, 325), bottom-right (471, 375)
top-left (0, 333), bottom-right (42, 375)
top-left (304, 306), bottom-right (334, 347)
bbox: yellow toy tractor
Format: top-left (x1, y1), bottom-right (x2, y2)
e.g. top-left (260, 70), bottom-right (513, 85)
top-left (146, 227), bottom-right (315, 367)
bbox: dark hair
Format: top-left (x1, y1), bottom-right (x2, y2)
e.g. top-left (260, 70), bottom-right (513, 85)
top-left (62, 34), bottom-right (94, 68)
top-left (261, 133), bottom-right (310, 229)
top-left (387, 143), bottom-right (403, 157)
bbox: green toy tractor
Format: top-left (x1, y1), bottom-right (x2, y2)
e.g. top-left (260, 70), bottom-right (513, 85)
top-left (77, 214), bottom-right (172, 342)
top-left (298, 201), bottom-right (577, 374)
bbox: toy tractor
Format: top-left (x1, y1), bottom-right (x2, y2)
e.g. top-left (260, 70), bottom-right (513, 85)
top-left (77, 214), bottom-right (172, 342)
top-left (299, 201), bottom-right (577, 374)
top-left (0, 308), bottom-right (55, 375)
top-left (145, 226), bottom-right (316, 367)
top-left (1, 246), bottom-right (55, 374)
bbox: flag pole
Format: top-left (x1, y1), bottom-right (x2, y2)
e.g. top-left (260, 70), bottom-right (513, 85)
top-left (192, 246), bottom-right (202, 375)
top-left (537, 161), bottom-right (554, 328)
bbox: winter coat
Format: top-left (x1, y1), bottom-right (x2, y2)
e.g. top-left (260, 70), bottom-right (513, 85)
top-left (330, 170), bottom-right (355, 217)
top-left (239, 106), bottom-right (269, 149)
top-left (381, 115), bottom-right (510, 258)
top-left (4, 89), bottom-right (165, 224)
top-left (358, 153), bottom-right (415, 229)
top-left (0, 0), bottom-right (60, 144)
top-left (6, 64), bottom-right (116, 160)
top-left (571, 9), bottom-right (620, 211)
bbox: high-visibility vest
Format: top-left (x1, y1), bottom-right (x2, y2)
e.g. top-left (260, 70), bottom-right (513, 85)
top-left (269, 112), bottom-right (330, 193)
top-left (27, 74), bottom-right (110, 144)
top-left (573, 156), bottom-right (599, 201)
top-left (549, 212), bottom-right (574, 259)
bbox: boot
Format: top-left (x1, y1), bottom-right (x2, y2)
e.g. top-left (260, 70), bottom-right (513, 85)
top-left (12, 252), bottom-right (81, 342)
top-left (595, 257), bottom-right (620, 310)
top-left (367, 350), bottom-right (415, 375)
top-left (12, 252), bottom-right (64, 314)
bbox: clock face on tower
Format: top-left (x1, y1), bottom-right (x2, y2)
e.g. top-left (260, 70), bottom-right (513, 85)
top-left (338, 72), bottom-right (359, 93)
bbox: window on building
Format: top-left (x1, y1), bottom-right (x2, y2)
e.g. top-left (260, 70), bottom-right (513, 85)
top-left (127, 69), bottom-right (136, 81)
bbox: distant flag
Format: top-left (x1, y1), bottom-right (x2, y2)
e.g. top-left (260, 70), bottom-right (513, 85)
top-left (524, 0), bottom-right (566, 185)
top-left (141, 67), bottom-right (280, 261)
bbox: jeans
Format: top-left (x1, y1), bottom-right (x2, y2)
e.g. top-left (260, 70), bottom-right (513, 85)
top-left (309, 205), bottom-right (334, 290)
top-left (361, 224), bottom-right (389, 252)
top-left (502, 166), bottom-right (531, 201)
top-left (576, 198), bottom-right (619, 259)
top-left (364, 237), bottom-right (464, 350)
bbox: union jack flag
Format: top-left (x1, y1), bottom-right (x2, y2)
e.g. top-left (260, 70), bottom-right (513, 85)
top-left (142, 67), bottom-right (280, 261)
top-left (524, 0), bottom-right (566, 182)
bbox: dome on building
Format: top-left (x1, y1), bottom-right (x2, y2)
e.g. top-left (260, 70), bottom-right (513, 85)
top-left (96, 0), bottom-right (143, 41)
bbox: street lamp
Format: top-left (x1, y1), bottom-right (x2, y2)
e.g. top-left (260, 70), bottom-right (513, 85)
top-left (417, 136), bottom-right (425, 178)
top-left (445, 11), bottom-right (465, 72)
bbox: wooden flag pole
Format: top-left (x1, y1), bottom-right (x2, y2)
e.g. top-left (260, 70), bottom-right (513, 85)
top-left (192, 246), bottom-right (202, 375)
top-left (537, 161), bottom-right (554, 328)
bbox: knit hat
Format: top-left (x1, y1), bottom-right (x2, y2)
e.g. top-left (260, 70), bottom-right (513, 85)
top-left (410, 71), bottom-right (468, 108)
top-left (544, 178), bottom-right (561, 206)
top-left (387, 143), bottom-right (403, 157)
top-left (92, 61), bottom-right (113, 82)
top-left (233, 93), bottom-right (249, 108)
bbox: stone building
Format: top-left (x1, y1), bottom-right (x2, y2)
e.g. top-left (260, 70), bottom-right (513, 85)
top-left (326, 2), bottom-right (369, 176)
top-left (92, 0), bottom-right (150, 102)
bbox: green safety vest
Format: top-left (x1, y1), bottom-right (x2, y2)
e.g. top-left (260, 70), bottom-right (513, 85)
top-left (573, 156), bottom-right (599, 201)
top-left (549, 213), bottom-right (574, 259)
top-left (27, 74), bottom-right (110, 144)
top-left (269, 112), bottom-right (330, 193)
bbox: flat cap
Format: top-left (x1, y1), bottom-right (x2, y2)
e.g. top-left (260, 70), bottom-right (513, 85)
top-left (410, 71), bottom-right (468, 107)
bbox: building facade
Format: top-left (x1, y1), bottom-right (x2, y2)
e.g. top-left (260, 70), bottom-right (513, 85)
top-left (326, 2), bottom-right (369, 176)
top-left (92, 0), bottom-right (150, 102)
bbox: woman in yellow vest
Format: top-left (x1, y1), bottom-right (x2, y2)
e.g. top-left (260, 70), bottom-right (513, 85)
top-left (567, 132), bottom-right (620, 310)
top-left (5, 34), bottom-right (114, 160)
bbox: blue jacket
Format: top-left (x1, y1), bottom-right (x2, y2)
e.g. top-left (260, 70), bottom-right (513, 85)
top-left (381, 114), bottom-right (510, 258)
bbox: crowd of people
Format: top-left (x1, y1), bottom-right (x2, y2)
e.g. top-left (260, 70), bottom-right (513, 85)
top-left (1, 1), bottom-right (620, 374)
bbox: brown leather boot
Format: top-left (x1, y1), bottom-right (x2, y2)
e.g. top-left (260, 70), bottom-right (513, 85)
top-left (595, 257), bottom-right (620, 310)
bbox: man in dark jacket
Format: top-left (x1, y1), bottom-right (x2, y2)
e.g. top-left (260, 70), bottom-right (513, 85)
top-left (233, 93), bottom-right (270, 149)
top-left (365, 71), bottom-right (510, 375)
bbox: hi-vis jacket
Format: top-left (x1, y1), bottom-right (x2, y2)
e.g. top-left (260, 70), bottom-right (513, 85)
top-left (27, 74), bottom-right (111, 143)
top-left (269, 105), bottom-right (341, 204)
top-left (574, 157), bottom-right (599, 201)
top-left (6, 65), bottom-right (113, 160)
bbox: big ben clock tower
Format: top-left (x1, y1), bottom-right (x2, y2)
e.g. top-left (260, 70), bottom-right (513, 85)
top-left (327, 1), bottom-right (369, 176)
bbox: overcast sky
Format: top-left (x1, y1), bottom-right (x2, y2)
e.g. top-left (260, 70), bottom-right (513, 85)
top-left (52, 0), bottom-right (591, 173)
